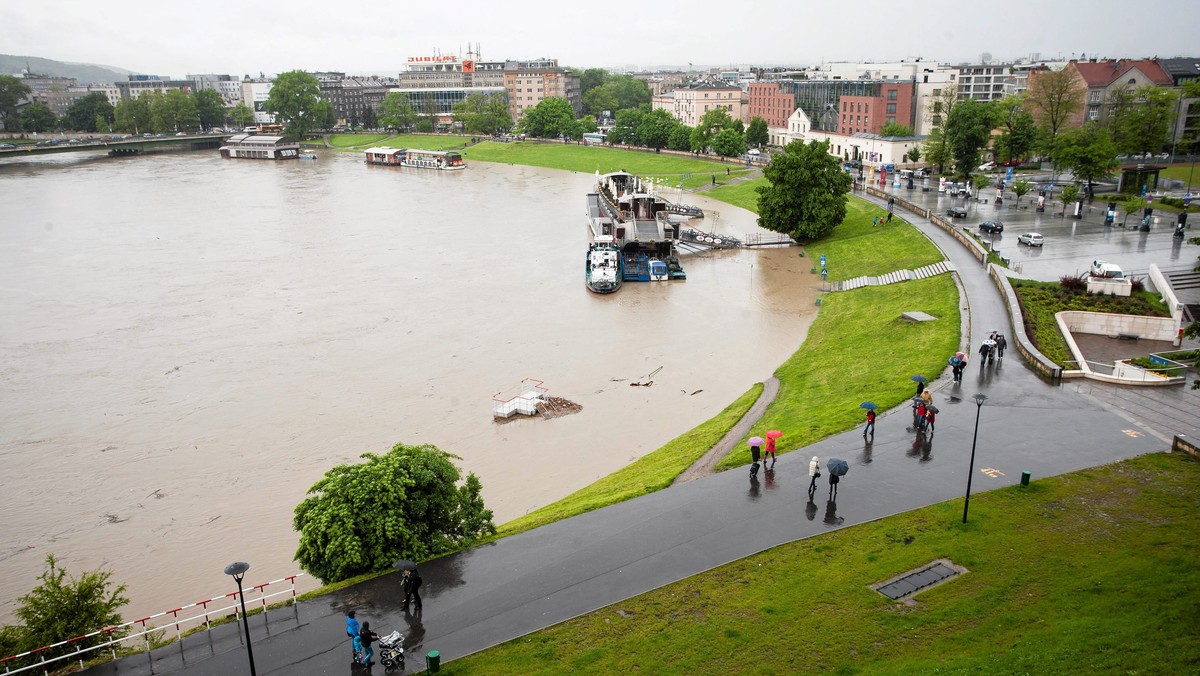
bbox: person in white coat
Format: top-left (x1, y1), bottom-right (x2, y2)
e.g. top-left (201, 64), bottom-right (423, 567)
top-left (807, 456), bottom-right (821, 495)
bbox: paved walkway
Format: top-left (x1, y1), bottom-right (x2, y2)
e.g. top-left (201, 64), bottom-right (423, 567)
top-left (674, 376), bottom-right (779, 484)
top-left (87, 190), bottom-right (1175, 676)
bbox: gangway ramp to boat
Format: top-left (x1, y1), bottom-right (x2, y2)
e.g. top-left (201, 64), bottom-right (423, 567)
top-left (680, 228), bottom-right (741, 251)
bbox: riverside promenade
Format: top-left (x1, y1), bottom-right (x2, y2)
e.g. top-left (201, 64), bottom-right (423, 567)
top-left (87, 194), bottom-right (1175, 675)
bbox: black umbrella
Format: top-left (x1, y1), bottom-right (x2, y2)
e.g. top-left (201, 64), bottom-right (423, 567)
top-left (926, 404), bottom-right (940, 414)
top-left (910, 375), bottom-right (927, 383)
top-left (392, 559), bottom-right (418, 571)
top-left (827, 457), bottom-right (849, 476)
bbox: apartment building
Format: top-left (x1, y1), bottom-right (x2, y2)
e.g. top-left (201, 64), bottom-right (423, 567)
top-left (652, 80), bottom-right (745, 126)
top-left (504, 58), bottom-right (581, 122)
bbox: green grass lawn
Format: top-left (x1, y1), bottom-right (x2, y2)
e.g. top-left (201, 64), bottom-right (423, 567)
top-left (1011, 279), bottom-right (1172, 367)
top-left (1157, 165), bottom-right (1200, 184)
top-left (489, 384), bottom-right (763, 541)
top-left (377, 134), bottom-right (474, 151)
top-left (447, 452), bottom-right (1200, 675)
top-left (809, 198), bottom-right (943, 282)
top-left (324, 133), bottom-right (390, 148)
top-left (706, 177), bottom-right (765, 212)
top-left (461, 142), bottom-right (738, 188)
top-left (716, 275), bottom-right (959, 471)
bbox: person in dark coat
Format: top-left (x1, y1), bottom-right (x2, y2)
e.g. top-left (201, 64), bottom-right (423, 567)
top-left (995, 333), bottom-right (1008, 359)
top-left (915, 380), bottom-right (925, 397)
top-left (925, 408), bottom-right (936, 435)
top-left (828, 472), bottom-right (840, 499)
top-left (358, 621), bottom-right (379, 666)
top-left (749, 444), bottom-right (761, 465)
top-left (979, 341), bottom-right (992, 366)
top-left (403, 568), bottom-right (423, 610)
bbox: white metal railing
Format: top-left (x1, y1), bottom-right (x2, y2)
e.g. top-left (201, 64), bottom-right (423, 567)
top-left (1, 574), bottom-right (303, 675)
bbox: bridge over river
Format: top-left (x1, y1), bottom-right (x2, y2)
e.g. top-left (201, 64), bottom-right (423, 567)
top-left (0, 133), bottom-right (227, 159)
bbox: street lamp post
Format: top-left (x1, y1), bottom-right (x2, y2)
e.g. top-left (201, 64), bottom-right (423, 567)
top-left (224, 562), bottom-right (258, 676)
top-left (962, 393), bottom-right (988, 524)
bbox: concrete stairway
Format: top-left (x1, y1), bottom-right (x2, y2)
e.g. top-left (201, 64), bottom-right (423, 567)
top-left (831, 261), bottom-right (957, 292)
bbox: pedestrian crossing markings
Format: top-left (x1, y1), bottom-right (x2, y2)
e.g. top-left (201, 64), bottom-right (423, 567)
top-left (981, 467), bottom-right (1005, 478)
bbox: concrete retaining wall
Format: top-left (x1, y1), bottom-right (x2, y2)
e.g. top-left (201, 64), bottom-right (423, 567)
top-left (1148, 263), bottom-right (1185, 342)
top-left (989, 266), bottom-right (1063, 380)
top-left (1057, 310), bottom-right (1178, 342)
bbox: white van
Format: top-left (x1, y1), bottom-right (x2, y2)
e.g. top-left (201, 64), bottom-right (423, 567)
top-left (1090, 260), bottom-right (1124, 279)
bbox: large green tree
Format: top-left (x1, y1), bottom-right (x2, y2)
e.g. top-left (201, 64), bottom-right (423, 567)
top-left (64, 92), bottom-right (114, 132)
top-left (636, 108), bottom-right (675, 150)
top-left (690, 107), bottom-right (734, 152)
top-left (264, 70), bottom-right (329, 139)
top-left (194, 89), bottom-right (226, 130)
top-left (451, 92), bottom-right (510, 135)
top-left (1106, 84), bottom-right (1178, 155)
top-left (0, 74), bottom-right (31, 131)
top-left (1055, 122), bottom-right (1120, 191)
top-left (712, 127), bottom-right (747, 158)
top-left (922, 127), bottom-right (951, 173)
top-left (293, 443), bottom-right (495, 583)
top-left (607, 108), bottom-right (643, 145)
top-left (922, 86), bottom-right (959, 173)
top-left (520, 96), bottom-right (579, 139)
top-left (19, 103), bottom-right (56, 132)
top-left (114, 96), bottom-right (152, 133)
top-left (230, 103), bottom-right (255, 128)
top-left (1025, 67), bottom-right (1086, 155)
top-left (994, 94), bottom-right (1037, 164)
top-left (755, 139), bottom-right (851, 240)
top-left (13, 555), bottom-right (128, 660)
top-left (945, 99), bottom-right (999, 177)
top-left (667, 123), bottom-right (692, 151)
top-left (150, 89), bottom-right (200, 132)
top-left (745, 116), bottom-right (769, 147)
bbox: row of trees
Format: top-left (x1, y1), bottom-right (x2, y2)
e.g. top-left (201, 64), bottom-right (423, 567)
top-left (923, 71), bottom-right (1194, 185)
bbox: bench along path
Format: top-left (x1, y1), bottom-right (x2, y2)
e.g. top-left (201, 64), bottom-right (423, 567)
top-left (832, 261), bottom-right (956, 292)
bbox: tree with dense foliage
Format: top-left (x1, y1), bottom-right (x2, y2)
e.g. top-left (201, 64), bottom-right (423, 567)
top-left (293, 442), bottom-right (495, 583)
top-left (1011, 180), bottom-right (1032, 208)
top-left (379, 92), bottom-right (418, 131)
top-left (451, 92), bottom-right (511, 134)
top-left (922, 127), bottom-right (951, 173)
top-left (690, 107), bottom-right (733, 153)
top-left (745, 117), bottom-right (769, 147)
top-left (904, 146), bottom-right (921, 164)
top-left (921, 87), bottom-right (959, 172)
top-left (1025, 67), bottom-right (1086, 153)
top-left (264, 70), bottom-right (329, 139)
top-left (1054, 123), bottom-right (1120, 192)
top-left (636, 108), bottom-right (675, 150)
top-left (712, 127), bottom-right (747, 158)
top-left (0, 74), bottom-right (31, 131)
top-left (879, 122), bottom-right (914, 137)
top-left (8, 555), bottom-right (129, 661)
top-left (194, 89), bottom-right (226, 130)
top-left (19, 102), bottom-right (56, 132)
top-left (582, 86), bottom-right (618, 118)
top-left (945, 99), bottom-right (999, 177)
top-left (114, 96), bottom-right (152, 133)
top-left (64, 92), bottom-right (114, 132)
top-left (1106, 84), bottom-right (1178, 155)
top-left (994, 94), bottom-right (1037, 164)
top-left (149, 89), bottom-right (200, 132)
top-left (755, 139), bottom-right (851, 240)
top-left (667, 123), bottom-right (692, 151)
top-left (606, 108), bottom-right (643, 145)
top-left (230, 103), bottom-right (254, 128)
top-left (520, 97), bottom-right (579, 139)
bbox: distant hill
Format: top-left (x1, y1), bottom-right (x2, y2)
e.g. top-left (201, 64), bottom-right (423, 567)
top-left (0, 54), bottom-right (133, 85)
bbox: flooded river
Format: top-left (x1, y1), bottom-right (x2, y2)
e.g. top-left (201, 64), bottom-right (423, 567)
top-left (0, 148), bottom-right (819, 622)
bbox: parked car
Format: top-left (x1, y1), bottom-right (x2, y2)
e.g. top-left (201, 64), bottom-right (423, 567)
top-left (1018, 232), bottom-right (1044, 247)
top-left (978, 161), bottom-right (996, 171)
top-left (978, 220), bottom-right (1004, 234)
top-left (1155, 152), bottom-right (1170, 160)
top-left (947, 205), bottom-right (968, 218)
top-left (0, 143), bottom-right (15, 149)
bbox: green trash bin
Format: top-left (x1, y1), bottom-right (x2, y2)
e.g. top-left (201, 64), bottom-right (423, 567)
top-left (426, 650), bottom-right (441, 673)
top-left (1021, 470), bottom-right (1031, 487)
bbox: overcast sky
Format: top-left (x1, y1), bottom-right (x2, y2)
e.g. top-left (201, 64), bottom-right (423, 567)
top-left (3, 0), bottom-right (1197, 78)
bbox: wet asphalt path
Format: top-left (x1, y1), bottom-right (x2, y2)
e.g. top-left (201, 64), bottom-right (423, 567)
top-left (87, 189), bottom-right (1170, 676)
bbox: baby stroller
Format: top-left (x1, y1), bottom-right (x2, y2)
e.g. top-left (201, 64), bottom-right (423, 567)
top-left (378, 630), bottom-right (405, 673)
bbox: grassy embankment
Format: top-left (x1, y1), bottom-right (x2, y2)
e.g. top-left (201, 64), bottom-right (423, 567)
top-left (462, 141), bottom-right (749, 190)
top-left (1010, 279), bottom-right (1172, 366)
top-left (448, 452), bottom-right (1200, 674)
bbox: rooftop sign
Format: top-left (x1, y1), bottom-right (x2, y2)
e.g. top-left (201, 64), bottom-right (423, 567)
top-left (408, 56), bottom-right (458, 63)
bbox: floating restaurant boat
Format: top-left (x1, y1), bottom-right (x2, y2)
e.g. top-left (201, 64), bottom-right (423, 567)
top-left (585, 235), bottom-right (623, 294)
top-left (219, 134), bottom-right (300, 160)
top-left (586, 171), bottom-right (688, 283)
top-left (364, 147), bottom-right (465, 170)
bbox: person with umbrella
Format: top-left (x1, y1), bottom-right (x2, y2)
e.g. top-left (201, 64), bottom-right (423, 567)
top-left (980, 339), bottom-right (996, 367)
top-left (747, 436), bottom-right (764, 476)
top-left (912, 374), bottom-right (926, 397)
top-left (949, 352), bottom-right (966, 383)
top-left (827, 457), bottom-right (849, 499)
top-left (394, 560), bottom-right (423, 611)
top-left (860, 402), bottom-right (877, 437)
top-left (924, 404), bottom-right (938, 435)
top-left (764, 430), bottom-right (783, 466)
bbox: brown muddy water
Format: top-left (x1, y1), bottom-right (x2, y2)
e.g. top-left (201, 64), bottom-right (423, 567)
top-left (0, 148), bottom-right (819, 622)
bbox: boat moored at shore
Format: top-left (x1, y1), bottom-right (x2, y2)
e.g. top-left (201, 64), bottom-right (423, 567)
top-left (365, 147), bottom-right (466, 170)
top-left (585, 236), bottom-right (623, 294)
top-left (219, 134), bottom-right (300, 160)
top-left (586, 171), bottom-right (688, 283)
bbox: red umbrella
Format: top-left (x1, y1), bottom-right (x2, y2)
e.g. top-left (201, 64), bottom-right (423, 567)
top-left (766, 430), bottom-right (783, 439)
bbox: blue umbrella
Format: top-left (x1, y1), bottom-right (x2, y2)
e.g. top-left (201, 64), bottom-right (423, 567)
top-left (859, 402), bottom-right (878, 410)
top-left (827, 457), bottom-right (850, 476)
top-left (949, 356), bottom-right (963, 366)
top-left (911, 374), bottom-right (927, 383)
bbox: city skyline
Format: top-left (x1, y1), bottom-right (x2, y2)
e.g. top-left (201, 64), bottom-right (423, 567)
top-left (2, 0), bottom-right (1198, 79)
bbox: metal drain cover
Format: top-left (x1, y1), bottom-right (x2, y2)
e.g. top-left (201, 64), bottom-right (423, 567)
top-left (874, 559), bottom-right (964, 600)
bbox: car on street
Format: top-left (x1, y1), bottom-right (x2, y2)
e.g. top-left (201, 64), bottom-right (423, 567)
top-left (947, 205), bottom-right (968, 218)
top-left (1091, 259), bottom-right (1124, 278)
top-left (0, 143), bottom-right (15, 149)
top-left (978, 220), bottom-right (1004, 234)
top-left (978, 161), bottom-right (996, 171)
top-left (1018, 232), bottom-right (1044, 247)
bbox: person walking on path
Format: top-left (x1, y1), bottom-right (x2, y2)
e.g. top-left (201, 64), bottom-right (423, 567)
top-left (864, 409), bottom-right (876, 437)
top-left (829, 472), bottom-right (840, 499)
top-left (807, 456), bottom-right (821, 495)
top-left (995, 333), bottom-right (1008, 360)
top-left (915, 401), bottom-right (927, 431)
top-left (872, 216), bottom-right (879, 227)
top-left (886, 211), bottom-right (894, 224)
top-left (764, 437), bottom-right (777, 467)
top-left (979, 341), bottom-right (993, 367)
top-left (920, 389), bottom-right (933, 407)
top-left (345, 610), bottom-right (360, 659)
top-left (915, 379), bottom-right (925, 397)
top-left (357, 622), bottom-right (380, 667)
top-left (749, 443), bottom-right (762, 466)
top-left (925, 407), bottom-right (936, 436)
top-left (403, 568), bottom-right (423, 611)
